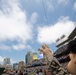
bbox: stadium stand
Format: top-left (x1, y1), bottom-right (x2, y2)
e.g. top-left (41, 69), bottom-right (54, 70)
top-left (53, 27), bottom-right (76, 68)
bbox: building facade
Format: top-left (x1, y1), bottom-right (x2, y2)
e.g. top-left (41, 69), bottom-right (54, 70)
top-left (13, 63), bottom-right (18, 70)
top-left (18, 61), bottom-right (25, 70)
top-left (25, 51), bottom-right (33, 64)
top-left (3, 57), bottom-right (11, 65)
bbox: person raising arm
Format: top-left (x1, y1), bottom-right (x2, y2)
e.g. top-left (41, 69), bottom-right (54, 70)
top-left (39, 38), bottom-right (76, 75)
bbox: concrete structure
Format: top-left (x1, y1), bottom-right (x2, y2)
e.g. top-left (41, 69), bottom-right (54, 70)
top-left (5, 64), bottom-right (13, 70)
top-left (25, 51), bottom-right (33, 64)
top-left (18, 61), bottom-right (25, 70)
top-left (25, 51), bottom-right (45, 65)
top-left (13, 63), bottom-right (18, 70)
top-left (3, 57), bottom-right (11, 65)
top-left (56, 27), bottom-right (76, 47)
top-left (54, 27), bottom-right (76, 69)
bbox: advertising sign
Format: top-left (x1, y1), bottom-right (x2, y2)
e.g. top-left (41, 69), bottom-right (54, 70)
top-left (38, 54), bottom-right (43, 59)
top-left (33, 55), bottom-right (38, 60)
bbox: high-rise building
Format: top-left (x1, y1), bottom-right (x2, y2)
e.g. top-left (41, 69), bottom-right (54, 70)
top-left (3, 57), bottom-right (11, 65)
top-left (25, 51), bottom-right (33, 64)
top-left (13, 63), bottom-right (18, 70)
top-left (25, 51), bottom-right (44, 65)
top-left (18, 61), bottom-right (25, 70)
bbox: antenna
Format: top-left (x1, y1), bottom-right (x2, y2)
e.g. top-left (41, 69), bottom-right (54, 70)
top-left (42, 0), bottom-right (48, 24)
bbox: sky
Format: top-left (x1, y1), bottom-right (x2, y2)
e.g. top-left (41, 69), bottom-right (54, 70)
top-left (0, 0), bottom-right (76, 64)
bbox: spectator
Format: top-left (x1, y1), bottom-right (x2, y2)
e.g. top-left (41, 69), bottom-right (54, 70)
top-left (36, 70), bottom-right (39, 75)
top-left (44, 69), bottom-right (46, 75)
top-left (2, 70), bottom-right (9, 75)
top-left (23, 70), bottom-right (28, 75)
top-left (15, 70), bottom-right (18, 75)
top-left (39, 69), bottom-right (43, 75)
top-left (18, 70), bottom-right (23, 75)
top-left (39, 38), bottom-right (76, 75)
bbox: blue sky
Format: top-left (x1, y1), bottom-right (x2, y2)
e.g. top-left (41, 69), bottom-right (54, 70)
top-left (0, 0), bottom-right (76, 64)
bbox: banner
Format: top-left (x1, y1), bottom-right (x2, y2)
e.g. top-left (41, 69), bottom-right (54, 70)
top-left (33, 55), bottom-right (38, 60)
top-left (38, 54), bottom-right (43, 59)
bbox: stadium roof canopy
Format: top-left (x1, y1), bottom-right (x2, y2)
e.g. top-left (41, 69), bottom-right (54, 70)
top-left (68, 27), bottom-right (76, 39)
top-left (56, 27), bottom-right (76, 47)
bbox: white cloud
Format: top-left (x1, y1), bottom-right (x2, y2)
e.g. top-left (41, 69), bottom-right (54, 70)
top-left (12, 44), bottom-right (26, 50)
top-left (58, 0), bottom-right (69, 4)
top-left (10, 58), bottom-right (16, 64)
top-left (0, 43), bottom-right (26, 51)
top-left (0, 56), bottom-right (16, 64)
top-left (0, 0), bottom-right (33, 43)
top-left (73, 2), bottom-right (76, 11)
top-left (0, 56), bottom-right (4, 63)
top-left (26, 45), bottom-right (35, 52)
top-left (37, 16), bottom-right (75, 44)
top-left (13, 43), bottom-right (35, 52)
top-left (30, 12), bottom-right (39, 24)
top-left (0, 44), bottom-right (11, 51)
top-left (0, 43), bottom-right (35, 51)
